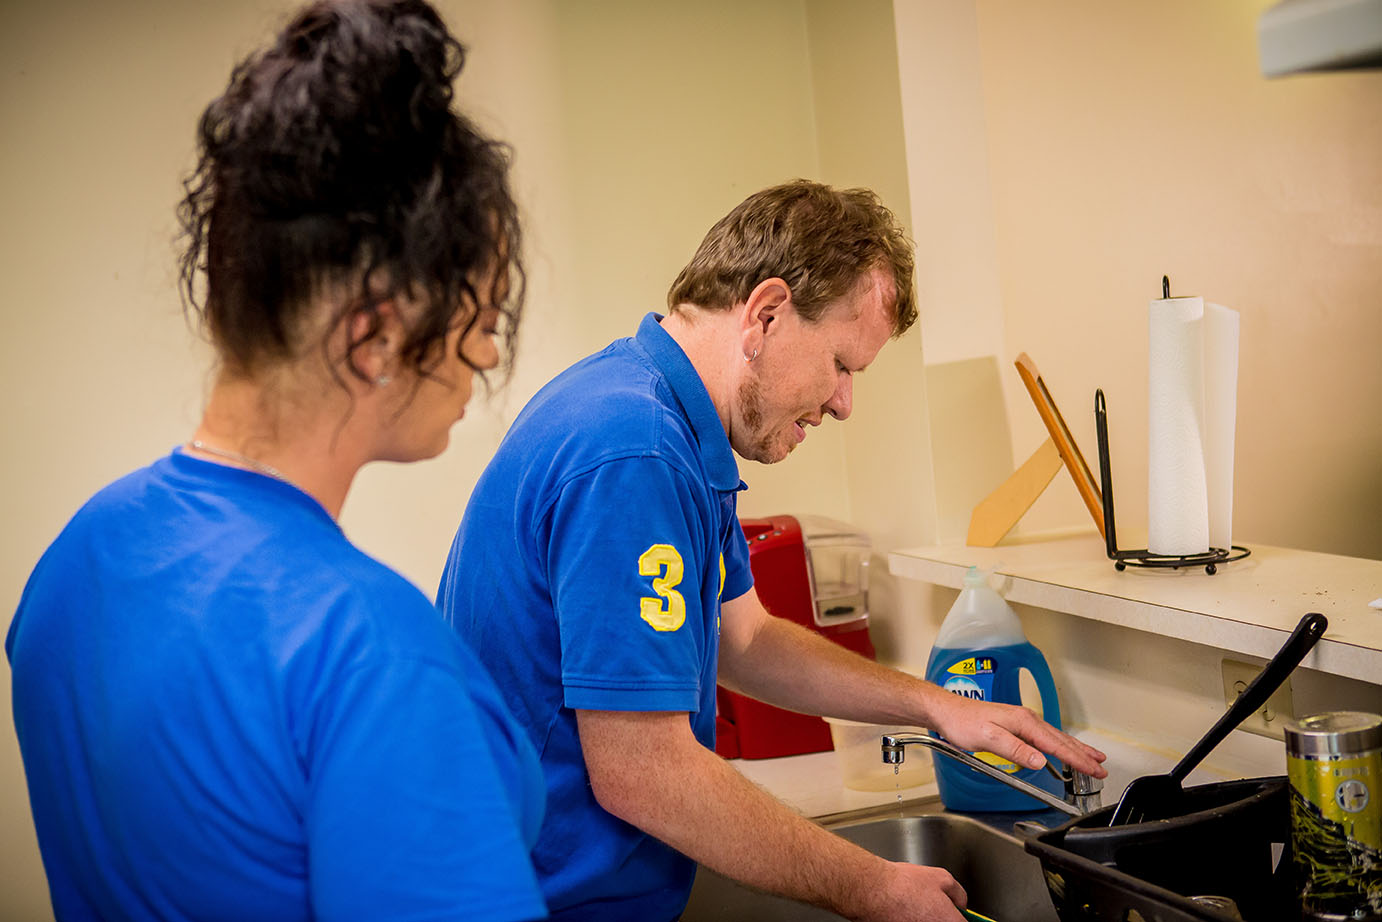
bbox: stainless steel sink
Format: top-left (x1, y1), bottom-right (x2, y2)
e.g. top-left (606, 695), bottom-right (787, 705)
top-left (681, 798), bottom-right (1060, 921)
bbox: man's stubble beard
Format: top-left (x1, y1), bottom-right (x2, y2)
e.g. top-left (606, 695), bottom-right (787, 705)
top-left (734, 372), bottom-right (789, 465)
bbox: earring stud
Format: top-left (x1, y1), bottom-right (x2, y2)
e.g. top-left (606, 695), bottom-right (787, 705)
top-left (376, 374), bottom-right (392, 388)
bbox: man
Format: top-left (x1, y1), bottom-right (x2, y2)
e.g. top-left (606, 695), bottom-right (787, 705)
top-left (438, 180), bottom-right (1105, 922)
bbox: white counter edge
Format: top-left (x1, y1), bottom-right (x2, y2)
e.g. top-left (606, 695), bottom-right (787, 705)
top-left (888, 549), bottom-right (1380, 685)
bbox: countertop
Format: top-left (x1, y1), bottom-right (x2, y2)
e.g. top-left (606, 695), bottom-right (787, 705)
top-left (730, 749), bottom-right (939, 819)
top-left (888, 533), bottom-right (1381, 684)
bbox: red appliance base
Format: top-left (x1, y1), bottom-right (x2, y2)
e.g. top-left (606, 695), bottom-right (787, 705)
top-left (716, 514), bottom-right (877, 760)
top-left (715, 622), bottom-right (875, 760)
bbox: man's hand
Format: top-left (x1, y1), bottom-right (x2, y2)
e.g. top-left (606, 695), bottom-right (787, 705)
top-left (717, 588), bottom-right (1107, 780)
top-left (923, 689), bottom-right (1106, 778)
top-left (850, 862), bottom-right (968, 922)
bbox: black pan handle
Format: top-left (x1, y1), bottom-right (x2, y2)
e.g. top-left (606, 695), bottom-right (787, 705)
top-left (1170, 612), bottom-right (1327, 783)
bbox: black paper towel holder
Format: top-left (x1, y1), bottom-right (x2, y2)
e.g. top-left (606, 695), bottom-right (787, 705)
top-left (1094, 388), bottom-right (1250, 575)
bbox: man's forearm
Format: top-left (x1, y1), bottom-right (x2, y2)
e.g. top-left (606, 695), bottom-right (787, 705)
top-left (718, 613), bottom-right (935, 725)
top-left (577, 709), bottom-right (903, 917)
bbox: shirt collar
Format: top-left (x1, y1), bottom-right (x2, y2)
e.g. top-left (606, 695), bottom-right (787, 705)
top-left (635, 312), bottom-right (744, 492)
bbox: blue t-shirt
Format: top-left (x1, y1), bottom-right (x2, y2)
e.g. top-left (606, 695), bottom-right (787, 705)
top-left (437, 313), bottom-right (754, 922)
top-left (7, 451), bottom-right (547, 922)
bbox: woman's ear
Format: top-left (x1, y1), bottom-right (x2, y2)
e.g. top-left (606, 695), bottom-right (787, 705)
top-left (344, 300), bottom-right (405, 386)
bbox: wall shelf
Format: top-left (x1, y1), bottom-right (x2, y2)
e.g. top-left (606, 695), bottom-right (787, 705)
top-left (888, 533), bottom-right (1381, 686)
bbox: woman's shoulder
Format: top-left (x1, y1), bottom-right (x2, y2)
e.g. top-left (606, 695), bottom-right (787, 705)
top-left (285, 541), bottom-right (480, 673)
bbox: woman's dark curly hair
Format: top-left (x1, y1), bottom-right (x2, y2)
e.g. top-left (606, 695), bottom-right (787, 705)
top-left (178, 0), bottom-right (523, 385)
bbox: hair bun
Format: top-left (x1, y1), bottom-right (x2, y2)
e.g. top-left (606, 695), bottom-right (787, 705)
top-left (205, 0), bottom-right (463, 218)
top-left (179, 0), bottom-right (525, 380)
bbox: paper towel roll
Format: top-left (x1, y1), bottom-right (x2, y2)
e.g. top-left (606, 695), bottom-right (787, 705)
top-left (1202, 303), bottom-right (1239, 551)
top-left (1149, 296), bottom-right (1210, 555)
top-left (1147, 296), bottom-right (1240, 556)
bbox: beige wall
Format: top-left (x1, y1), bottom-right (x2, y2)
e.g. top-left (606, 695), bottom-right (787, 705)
top-left (896, 0), bottom-right (1382, 558)
top-left (882, 0), bottom-right (1381, 700)
top-left (983, 0), bottom-right (1382, 560)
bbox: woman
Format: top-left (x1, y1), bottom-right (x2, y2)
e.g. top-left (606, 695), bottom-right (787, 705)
top-left (6, 2), bottom-right (546, 920)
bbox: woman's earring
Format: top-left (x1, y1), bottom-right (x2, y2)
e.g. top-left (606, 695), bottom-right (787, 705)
top-left (376, 374), bottom-right (392, 388)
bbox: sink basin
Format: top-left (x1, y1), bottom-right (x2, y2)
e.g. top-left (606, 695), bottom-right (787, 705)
top-left (682, 799), bottom-right (1060, 921)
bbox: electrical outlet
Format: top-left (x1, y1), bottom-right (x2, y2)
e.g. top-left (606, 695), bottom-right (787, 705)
top-left (1221, 658), bottom-right (1294, 741)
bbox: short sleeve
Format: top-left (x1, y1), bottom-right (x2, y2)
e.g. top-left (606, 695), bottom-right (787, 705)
top-left (720, 509), bottom-right (753, 603)
top-left (303, 656), bottom-right (546, 922)
top-left (545, 458), bottom-right (713, 713)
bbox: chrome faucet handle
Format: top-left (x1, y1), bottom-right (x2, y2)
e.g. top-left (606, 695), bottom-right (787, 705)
top-left (1061, 767), bottom-right (1103, 814)
top-left (1043, 760), bottom-right (1103, 813)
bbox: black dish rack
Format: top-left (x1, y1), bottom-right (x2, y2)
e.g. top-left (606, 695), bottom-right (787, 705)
top-left (1021, 777), bottom-right (1292, 921)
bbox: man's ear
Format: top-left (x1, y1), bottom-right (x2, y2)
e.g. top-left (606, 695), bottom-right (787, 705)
top-left (739, 277), bottom-right (792, 358)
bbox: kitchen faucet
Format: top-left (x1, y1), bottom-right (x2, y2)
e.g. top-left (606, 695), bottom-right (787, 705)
top-left (881, 733), bottom-right (1103, 816)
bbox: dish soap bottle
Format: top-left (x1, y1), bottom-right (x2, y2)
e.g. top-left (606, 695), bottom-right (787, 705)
top-left (924, 566), bottom-right (1063, 812)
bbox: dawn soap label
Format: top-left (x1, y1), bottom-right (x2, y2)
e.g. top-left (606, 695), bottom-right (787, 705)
top-left (942, 656), bottom-right (996, 700)
top-left (940, 656), bottom-right (1020, 774)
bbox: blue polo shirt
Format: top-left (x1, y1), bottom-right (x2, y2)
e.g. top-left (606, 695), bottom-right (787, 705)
top-left (8, 451), bottom-right (547, 922)
top-left (438, 313), bottom-right (754, 921)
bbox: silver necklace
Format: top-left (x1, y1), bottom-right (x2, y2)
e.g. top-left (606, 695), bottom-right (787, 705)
top-left (187, 439), bottom-right (289, 483)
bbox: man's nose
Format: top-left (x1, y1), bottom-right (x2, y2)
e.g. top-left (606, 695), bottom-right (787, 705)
top-left (824, 374), bottom-right (853, 421)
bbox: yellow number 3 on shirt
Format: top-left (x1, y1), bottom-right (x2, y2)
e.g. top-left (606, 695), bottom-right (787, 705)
top-left (638, 544), bottom-right (686, 632)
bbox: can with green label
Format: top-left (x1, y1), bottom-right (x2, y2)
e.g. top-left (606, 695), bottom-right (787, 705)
top-left (1285, 711), bottom-right (1382, 921)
